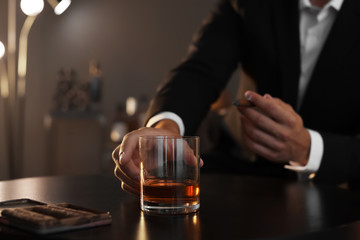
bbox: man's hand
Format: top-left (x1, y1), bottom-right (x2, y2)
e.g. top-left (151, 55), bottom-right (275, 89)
top-left (112, 119), bottom-right (203, 196)
top-left (236, 91), bottom-right (311, 166)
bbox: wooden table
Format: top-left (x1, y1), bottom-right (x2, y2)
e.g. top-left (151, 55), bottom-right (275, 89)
top-left (1, 174), bottom-right (360, 239)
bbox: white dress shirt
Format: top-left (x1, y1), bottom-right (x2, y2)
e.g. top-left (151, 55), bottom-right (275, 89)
top-left (147, 0), bottom-right (344, 178)
top-left (286, 0), bottom-right (343, 176)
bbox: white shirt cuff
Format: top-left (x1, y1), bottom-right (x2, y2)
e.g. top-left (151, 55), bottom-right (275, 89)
top-left (145, 111), bottom-right (185, 136)
top-left (284, 129), bottom-right (323, 175)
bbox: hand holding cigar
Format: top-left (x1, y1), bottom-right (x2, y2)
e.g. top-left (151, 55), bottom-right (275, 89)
top-left (233, 91), bottom-right (311, 166)
top-left (232, 98), bottom-right (255, 108)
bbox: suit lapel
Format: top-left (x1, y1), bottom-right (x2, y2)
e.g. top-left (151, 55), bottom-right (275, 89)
top-left (272, 0), bottom-right (301, 109)
top-left (300, 0), bottom-right (360, 113)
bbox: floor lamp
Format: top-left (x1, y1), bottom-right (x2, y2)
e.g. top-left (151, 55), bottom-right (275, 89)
top-left (0, 41), bottom-right (14, 179)
top-left (1, 0), bottom-right (71, 179)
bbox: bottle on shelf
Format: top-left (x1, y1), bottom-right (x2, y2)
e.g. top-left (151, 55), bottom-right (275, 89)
top-left (110, 103), bottom-right (128, 144)
top-left (89, 59), bottom-right (102, 111)
top-left (125, 96), bottom-right (139, 132)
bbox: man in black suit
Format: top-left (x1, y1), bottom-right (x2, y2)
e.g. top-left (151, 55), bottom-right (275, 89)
top-left (113, 0), bottom-right (360, 194)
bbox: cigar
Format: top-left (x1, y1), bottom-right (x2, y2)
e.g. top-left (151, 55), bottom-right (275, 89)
top-left (232, 98), bottom-right (255, 107)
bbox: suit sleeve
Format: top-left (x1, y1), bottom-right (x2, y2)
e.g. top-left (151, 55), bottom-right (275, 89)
top-left (315, 132), bottom-right (360, 186)
top-left (145, 0), bottom-right (243, 135)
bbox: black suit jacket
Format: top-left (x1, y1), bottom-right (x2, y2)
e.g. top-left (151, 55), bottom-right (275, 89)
top-left (146, 0), bottom-right (360, 186)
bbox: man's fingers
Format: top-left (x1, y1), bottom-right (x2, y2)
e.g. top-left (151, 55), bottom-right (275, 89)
top-left (121, 182), bottom-right (140, 196)
top-left (120, 127), bottom-right (181, 165)
top-left (244, 91), bottom-right (291, 124)
top-left (238, 92), bottom-right (311, 165)
top-left (113, 127), bottom-right (203, 198)
top-left (119, 131), bottom-right (141, 165)
top-left (171, 138), bottom-right (202, 168)
top-left (183, 149), bottom-right (203, 167)
top-left (112, 145), bottom-right (121, 166)
top-left (239, 105), bottom-right (286, 140)
top-left (114, 165), bottom-right (140, 190)
top-left (233, 98), bottom-right (255, 108)
top-left (241, 116), bottom-right (284, 151)
top-left (241, 118), bottom-right (284, 162)
top-left (242, 133), bottom-right (280, 162)
top-left (113, 148), bottom-right (140, 190)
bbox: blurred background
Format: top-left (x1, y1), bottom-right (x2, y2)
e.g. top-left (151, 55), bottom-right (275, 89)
top-left (0, 0), bottom-right (238, 180)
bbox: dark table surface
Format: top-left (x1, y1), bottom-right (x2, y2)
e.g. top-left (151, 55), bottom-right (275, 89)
top-left (1, 173), bottom-right (360, 239)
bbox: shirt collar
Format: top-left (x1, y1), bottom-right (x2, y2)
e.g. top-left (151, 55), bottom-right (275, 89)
top-left (299, 0), bottom-right (344, 11)
top-left (329, 0), bottom-right (343, 11)
top-left (299, 0), bottom-right (344, 21)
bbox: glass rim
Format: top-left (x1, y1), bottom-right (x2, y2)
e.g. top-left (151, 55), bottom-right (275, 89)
top-left (138, 135), bottom-right (199, 140)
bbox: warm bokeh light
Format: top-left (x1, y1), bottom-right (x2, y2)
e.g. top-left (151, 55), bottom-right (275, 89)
top-left (54, 0), bottom-right (71, 15)
top-left (20, 0), bottom-right (44, 16)
top-left (0, 41), bottom-right (8, 98)
top-left (126, 97), bottom-right (137, 116)
top-left (0, 41), bottom-right (5, 59)
top-left (110, 122), bottom-right (128, 142)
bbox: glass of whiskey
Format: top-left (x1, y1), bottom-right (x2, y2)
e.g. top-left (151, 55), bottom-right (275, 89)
top-left (139, 136), bottom-right (200, 214)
